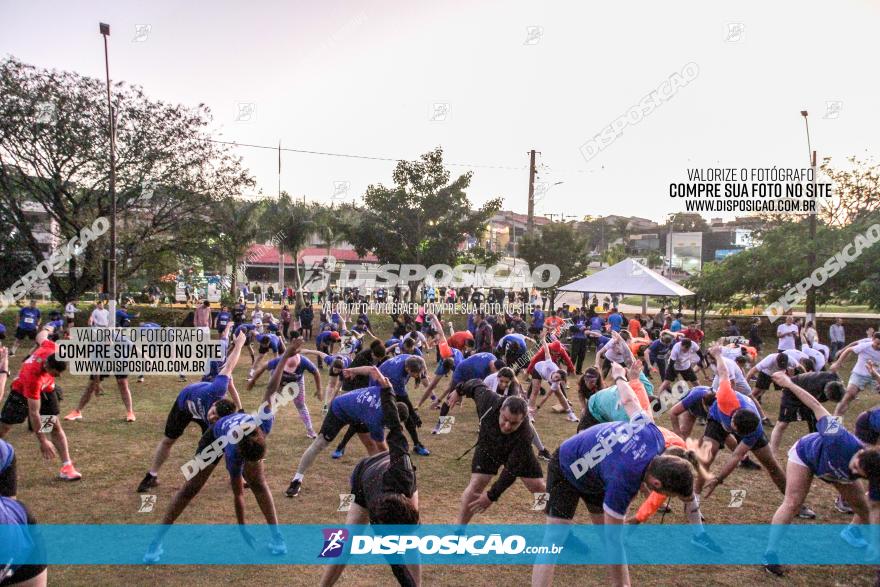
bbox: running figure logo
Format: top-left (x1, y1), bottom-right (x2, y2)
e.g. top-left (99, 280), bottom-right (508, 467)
top-left (337, 494), bottom-right (355, 512)
top-left (319, 529), bottom-right (349, 558)
top-left (138, 495), bottom-right (157, 513)
top-left (531, 493), bottom-right (549, 511)
top-left (437, 416), bottom-right (455, 434)
top-left (728, 489), bottom-right (746, 508)
top-left (38, 415), bottom-right (55, 433)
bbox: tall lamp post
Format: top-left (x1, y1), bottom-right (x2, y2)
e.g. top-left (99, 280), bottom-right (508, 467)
top-left (100, 22), bottom-right (117, 327)
top-left (800, 110), bottom-right (817, 324)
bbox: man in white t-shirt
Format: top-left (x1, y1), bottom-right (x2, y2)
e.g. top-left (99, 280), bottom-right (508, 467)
top-left (64, 300), bottom-right (79, 326)
top-left (831, 333), bottom-right (880, 415)
top-left (88, 301), bottom-right (109, 328)
top-left (657, 338), bottom-right (701, 395)
top-left (776, 316), bottom-right (799, 351)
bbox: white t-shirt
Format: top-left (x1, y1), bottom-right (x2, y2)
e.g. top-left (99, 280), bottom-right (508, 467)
top-left (669, 341), bottom-right (700, 370)
top-left (758, 349), bottom-right (808, 374)
top-left (483, 372), bottom-right (500, 393)
top-left (90, 308), bottom-right (109, 327)
top-left (600, 340), bottom-right (629, 363)
top-left (534, 359), bottom-right (560, 389)
top-left (712, 356), bottom-right (751, 395)
top-left (852, 341), bottom-right (880, 377)
top-left (65, 303), bottom-right (78, 317)
top-left (801, 345), bottom-right (826, 372)
top-left (776, 323), bottom-right (799, 350)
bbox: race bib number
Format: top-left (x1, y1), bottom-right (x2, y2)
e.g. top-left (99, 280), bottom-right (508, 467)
top-left (23, 317), bottom-right (34, 324)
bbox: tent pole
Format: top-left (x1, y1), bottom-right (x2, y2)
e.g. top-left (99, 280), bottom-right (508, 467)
top-left (641, 295), bottom-right (647, 316)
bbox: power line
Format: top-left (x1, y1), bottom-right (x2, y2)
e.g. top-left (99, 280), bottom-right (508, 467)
top-left (207, 138), bottom-right (529, 172)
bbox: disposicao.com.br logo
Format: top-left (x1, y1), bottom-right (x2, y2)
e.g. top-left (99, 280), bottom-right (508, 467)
top-left (320, 531), bottom-right (563, 557)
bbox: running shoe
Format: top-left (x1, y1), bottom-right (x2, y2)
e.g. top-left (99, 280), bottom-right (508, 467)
top-left (331, 449), bottom-right (344, 459)
top-left (269, 536), bottom-right (288, 555)
top-left (658, 504), bottom-right (673, 514)
top-left (739, 457), bottom-right (761, 470)
top-left (248, 369), bottom-right (255, 379)
top-left (143, 543), bottom-right (164, 564)
top-left (763, 552), bottom-right (784, 577)
top-left (126, 411), bottom-right (136, 422)
top-left (565, 411), bottom-right (579, 423)
top-left (178, 375), bottom-right (187, 383)
top-left (64, 409), bottom-right (82, 421)
top-left (840, 525), bottom-right (868, 549)
top-left (691, 532), bottom-right (723, 554)
top-left (285, 479), bottom-right (302, 497)
top-left (59, 463), bottom-right (82, 481)
top-left (797, 505), bottom-right (817, 519)
top-left (835, 496), bottom-right (854, 514)
top-left (137, 375), bottom-right (145, 383)
top-left (762, 417), bottom-right (775, 428)
top-left (538, 448), bottom-right (552, 462)
top-left (414, 444), bottom-right (431, 456)
top-left (306, 431), bottom-right (317, 439)
top-left (137, 472), bottom-right (158, 493)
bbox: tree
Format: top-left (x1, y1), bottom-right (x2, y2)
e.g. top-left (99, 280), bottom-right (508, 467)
top-left (261, 193), bottom-right (322, 308)
top-left (601, 244), bottom-right (628, 267)
top-left (645, 250), bottom-right (664, 269)
top-left (665, 213), bottom-right (709, 233)
top-left (0, 57), bottom-right (253, 303)
top-left (342, 147), bottom-right (501, 298)
top-left (820, 155), bottom-right (880, 227)
top-left (519, 222), bottom-right (589, 307)
top-left (208, 197), bottom-right (265, 298)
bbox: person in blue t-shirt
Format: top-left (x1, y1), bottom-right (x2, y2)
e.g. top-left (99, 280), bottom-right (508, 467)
top-left (11, 300), bottom-right (41, 357)
top-left (0, 494), bottom-right (46, 585)
top-left (531, 305), bottom-right (546, 334)
top-left (763, 370), bottom-right (880, 577)
top-left (497, 331), bottom-right (534, 368)
top-left (700, 345), bottom-right (816, 519)
top-left (136, 331), bottom-right (246, 493)
top-left (532, 362), bottom-right (699, 587)
top-left (251, 332), bottom-right (285, 379)
top-left (0, 438), bottom-right (16, 498)
top-left (214, 305), bottom-right (232, 335)
top-left (246, 351), bottom-right (321, 438)
top-left (300, 349), bottom-right (353, 413)
top-left (144, 337), bottom-right (294, 563)
top-left (668, 385), bottom-right (715, 439)
top-left (285, 366), bottom-right (407, 498)
top-left (607, 308), bottom-right (624, 333)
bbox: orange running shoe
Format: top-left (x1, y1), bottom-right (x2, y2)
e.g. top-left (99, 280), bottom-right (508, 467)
top-left (64, 409), bottom-right (82, 421)
top-left (59, 463), bottom-right (82, 481)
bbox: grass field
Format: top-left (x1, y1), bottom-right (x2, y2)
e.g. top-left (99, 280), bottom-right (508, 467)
top-left (4, 324), bottom-right (880, 586)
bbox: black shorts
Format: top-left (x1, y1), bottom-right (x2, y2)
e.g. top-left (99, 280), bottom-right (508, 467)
top-left (545, 449), bottom-right (604, 519)
top-left (703, 417), bottom-right (768, 451)
top-left (90, 374), bottom-right (128, 382)
top-left (778, 396), bottom-right (818, 431)
top-left (14, 328), bottom-right (36, 341)
top-left (471, 443), bottom-right (543, 479)
top-left (855, 411), bottom-right (879, 445)
top-left (320, 410), bottom-right (367, 442)
top-left (755, 371), bottom-right (780, 391)
top-left (0, 391), bottom-right (60, 426)
top-left (663, 363), bottom-right (698, 383)
top-left (0, 454), bottom-right (17, 497)
top-left (1, 563), bottom-right (47, 586)
top-left (164, 401), bottom-right (208, 439)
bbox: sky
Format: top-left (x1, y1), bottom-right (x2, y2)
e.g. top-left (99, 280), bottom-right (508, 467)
top-left (1, 0), bottom-right (877, 223)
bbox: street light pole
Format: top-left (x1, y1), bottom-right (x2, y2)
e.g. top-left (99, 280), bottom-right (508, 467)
top-left (801, 110), bottom-right (817, 324)
top-left (100, 22), bottom-right (117, 328)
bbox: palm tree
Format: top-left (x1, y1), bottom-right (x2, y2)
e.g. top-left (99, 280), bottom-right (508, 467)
top-left (210, 197), bottom-right (264, 299)
top-left (261, 193), bottom-right (319, 308)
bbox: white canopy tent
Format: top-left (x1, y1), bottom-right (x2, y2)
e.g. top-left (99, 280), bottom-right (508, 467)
top-left (558, 258), bottom-right (694, 314)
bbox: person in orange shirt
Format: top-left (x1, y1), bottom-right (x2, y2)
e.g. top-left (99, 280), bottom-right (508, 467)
top-left (544, 311), bottom-right (566, 338)
top-left (628, 315), bottom-right (644, 339)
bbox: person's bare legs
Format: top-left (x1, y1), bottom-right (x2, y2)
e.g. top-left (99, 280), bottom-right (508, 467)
top-left (531, 516), bottom-right (573, 587)
top-left (148, 437), bottom-right (176, 477)
top-left (751, 445), bottom-right (787, 495)
top-left (75, 379), bottom-right (100, 412)
top-left (321, 503), bottom-right (369, 586)
top-left (767, 460), bottom-right (811, 554)
top-left (49, 420), bottom-right (72, 463)
top-left (834, 384), bottom-right (861, 416)
top-left (118, 379), bottom-right (133, 414)
top-left (457, 474), bottom-right (492, 525)
top-left (768, 421), bottom-right (789, 455)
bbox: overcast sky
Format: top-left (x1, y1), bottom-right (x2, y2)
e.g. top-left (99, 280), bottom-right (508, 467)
top-left (2, 0), bottom-right (876, 223)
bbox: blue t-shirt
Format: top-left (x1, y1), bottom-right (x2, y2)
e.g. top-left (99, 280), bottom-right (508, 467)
top-left (607, 313), bottom-right (623, 332)
top-left (589, 316), bottom-right (605, 332)
top-left (532, 309), bottom-right (545, 328)
top-left (0, 439), bottom-right (14, 474)
top-left (452, 352), bottom-right (497, 385)
top-left (267, 355), bottom-right (318, 381)
top-left (256, 333), bottom-right (281, 352)
top-left (680, 386), bottom-right (713, 418)
top-left (330, 385), bottom-right (386, 441)
top-left (796, 415), bottom-right (880, 500)
top-left (571, 319), bottom-right (587, 340)
top-left (671, 319), bottom-right (682, 332)
top-left (375, 354), bottom-right (414, 397)
top-left (435, 348), bottom-right (464, 376)
top-left (116, 309), bottom-right (133, 325)
top-left (559, 414), bottom-right (665, 518)
top-left (141, 322), bottom-right (161, 329)
top-left (176, 375), bottom-right (230, 421)
top-left (18, 307), bottom-right (40, 331)
top-left (234, 323), bottom-right (257, 336)
top-left (46, 319), bottom-right (65, 330)
top-left (708, 390), bottom-right (764, 447)
top-left (323, 354), bottom-right (352, 369)
top-left (212, 410), bottom-right (273, 477)
top-left (216, 311), bottom-right (231, 330)
top-left (497, 334), bottom-right (527, 353)
top-left (648, 339), bottom-right (673, 362)
top-left (865, 407), bottom-right (880, 435)
top-left (315, 331), bottom-right (336, 346)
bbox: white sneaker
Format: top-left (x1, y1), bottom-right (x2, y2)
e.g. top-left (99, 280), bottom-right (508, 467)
top-left (840, 525), bottom-right (868, 549)
top-left (565, 411), bottom-right (579, 423)
top-left (269, 537), bottom-right (287, 555)
top-left (143, 543), bottom-right (164, 564)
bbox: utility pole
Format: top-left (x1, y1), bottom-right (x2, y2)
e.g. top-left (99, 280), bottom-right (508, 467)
top-left (527, 150), bottom-right (537, 233)
top-left (100, 22), bottom-right (117, 328)
top-left (801, 110), bottom-right (817, 324)
top-left (278, 140), bottom-right (284, 293)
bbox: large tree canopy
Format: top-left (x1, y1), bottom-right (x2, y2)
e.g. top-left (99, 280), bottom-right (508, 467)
top-left (0, 57), bottom-right (253, 302)
top-left (342, 148), bottom-right (502, 273)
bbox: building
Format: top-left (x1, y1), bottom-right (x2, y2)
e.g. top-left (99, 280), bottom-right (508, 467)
top-left (481, 210), bottom-right (551, 256)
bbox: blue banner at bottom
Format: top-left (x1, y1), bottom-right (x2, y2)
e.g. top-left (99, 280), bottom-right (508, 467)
top-left (0, 524), bottom-right (877, 565)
